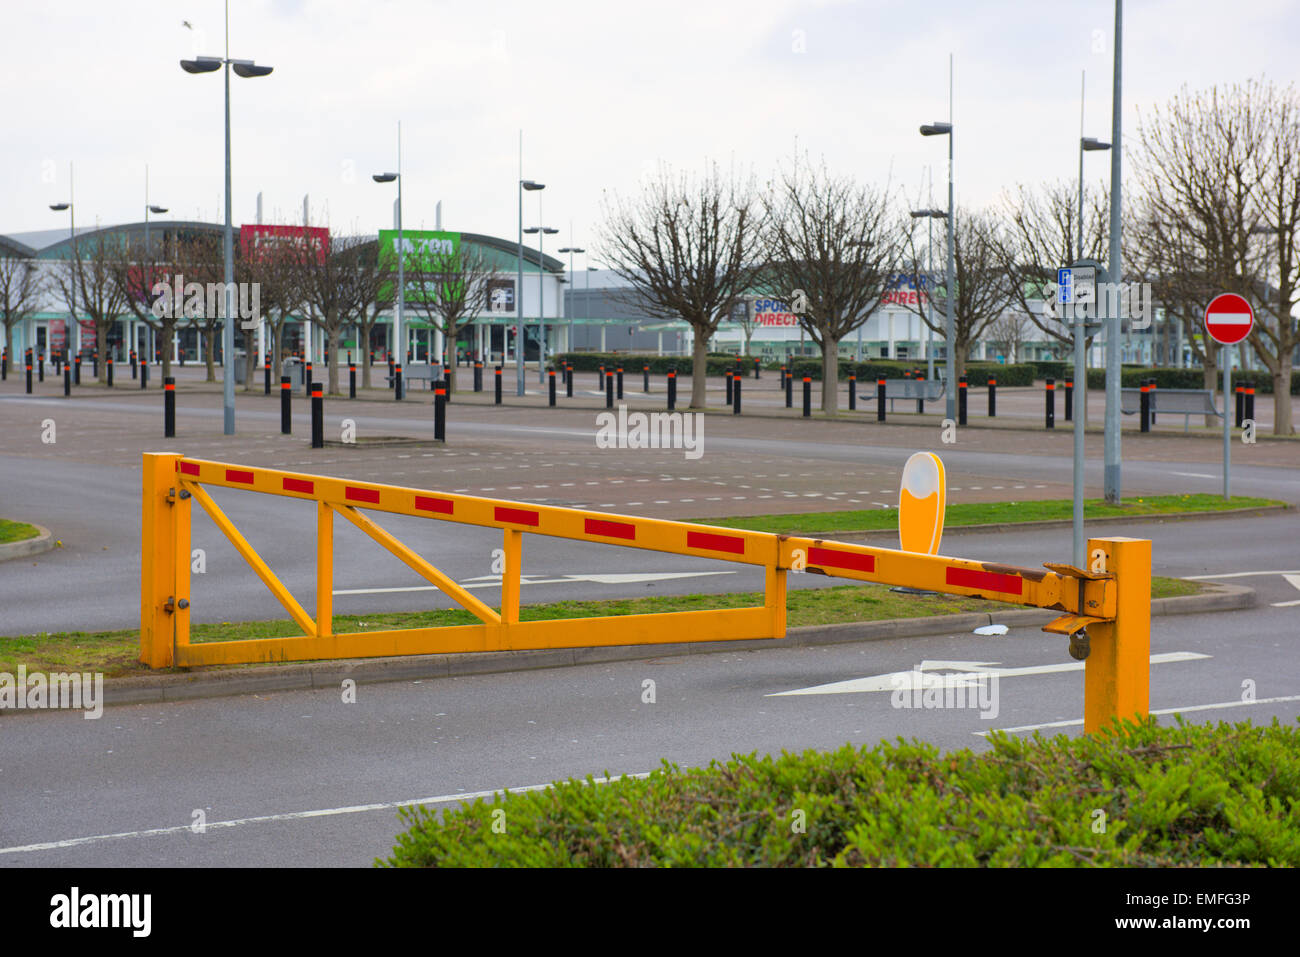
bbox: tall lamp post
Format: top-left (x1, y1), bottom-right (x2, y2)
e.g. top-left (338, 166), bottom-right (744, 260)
top-left (180, 2), bottom-right (274, 435)
top-left (517, 179), bottom-right (545, 394)
top-left (559, 237), bottom-right (584, 363)
top-left (525, 224), bottom-right (559, 379)
top-left (374, 124), bottom-right (404, 399)
top-left (143, 165), bottom-right (167, 364)
top-left (920, 103), bottom-right (954, 418)
top-left (49, 163), bottom-right (76, 366)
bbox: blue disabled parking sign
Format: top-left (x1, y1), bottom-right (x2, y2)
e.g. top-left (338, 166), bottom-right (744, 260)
top-left (1057, 267), bottom-right (1073, 304)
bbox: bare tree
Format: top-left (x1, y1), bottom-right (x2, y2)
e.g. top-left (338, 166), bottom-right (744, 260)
top-left (599, 163), bottom-right (762, 408)
top-left (242, 233), bottom-right (314, 387)
top-left (52, 235), bottom-right (128, 383)
top-left (346, 239), bottom-right (392, 389)
top-left (760, 160), bottom-right (901, 412)
top-left (0, 257), bottom-right (44, 361)
top-left (987, 309), bottom-right (1035, 364)
top-left (301, 234), bottom-right (368, 395)
top-left (899, 208), bottom-right (1015, 380)
top-left (1132, 77), bottom-right (1299, 434)
top-left (398, 239), bottom-right (495, 393)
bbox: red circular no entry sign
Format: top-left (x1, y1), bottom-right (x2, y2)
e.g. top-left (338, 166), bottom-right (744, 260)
top-left (1204, 293), bottom-right (1255, 345)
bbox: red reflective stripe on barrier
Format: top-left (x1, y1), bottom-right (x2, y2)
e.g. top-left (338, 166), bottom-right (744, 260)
top-left (585, 518), bottom-right (636, 540)
top-left (345, 486), bottom-right (381, 504)
top-left (687, 530), bottom-right (745, 555)
top-left (283, 478), bottom-right (314, 494)
top-left (946, 566), bottom-right (1023, 596)
top-left (179, 462), bottom-right (200, 476)
top-left (226, 469), bottom-right (255, 484)
top-left (808, 546), bottom-right (874, 573)
top-left (496, 506), bottom-right (539, 527)
top-left (415, 495), bottom-right (453, 515)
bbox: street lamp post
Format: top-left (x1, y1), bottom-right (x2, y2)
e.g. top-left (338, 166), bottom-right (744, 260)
top-left (910, 208), bottom-right (947, 383)
top-left (144, 165), bottom-right (167, 365)
top-left (49, 163), bottom-right (76, 367)
top-left (559, 237), bottom-right (584, 366)
top-left (525, 224), bottom-right (559, 380)
top-left (920, 106), bottom-right (955, 420)
top-left (517, 179), bottom-right (545, 395)
top-left (180, 1), bottom-right (274, 435)
top-left (374, 124), bottom-right (404, 400)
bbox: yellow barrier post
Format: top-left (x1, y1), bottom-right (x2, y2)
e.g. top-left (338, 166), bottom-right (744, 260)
top-left (317, 501), bottom-right (333, 639)
top-left (140, 452), bottom-right (182, 668)
top-left (1083, 536), bottom-right (1151, 734)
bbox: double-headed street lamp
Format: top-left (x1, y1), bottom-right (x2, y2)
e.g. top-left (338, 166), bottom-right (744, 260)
top-left (559, 240), bottom-right (585, 357)
top-left (180, 10), bottom-right (274, 435)
top-left (49, 165), bottom-right (76, 364)
top-left (525, 225), bottom-right (559, 381)
top-left (517, 179), bottom-right (544, 395)
top-left (919, 118), bottom-right (954, 419)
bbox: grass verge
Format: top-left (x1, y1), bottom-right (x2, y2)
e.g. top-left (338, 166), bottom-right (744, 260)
top-left (697, 494), bottom-right (1285, 535)
top-left (0, 519), bottom-right (40, 544)
top-left (381, 717), bottom-right (1300, 867)
top-left (0, 576), bottom-right (1200, 678)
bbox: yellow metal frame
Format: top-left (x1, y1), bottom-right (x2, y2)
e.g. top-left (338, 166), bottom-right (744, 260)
top-left (140, 453), bottom-right (1151, 732)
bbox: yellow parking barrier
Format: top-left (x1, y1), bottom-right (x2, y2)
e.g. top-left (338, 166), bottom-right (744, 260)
top-left (140, 453), bottom-right (1150, 732)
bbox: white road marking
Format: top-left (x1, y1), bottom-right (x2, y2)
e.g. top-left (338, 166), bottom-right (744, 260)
top-left (975, 695), bottom-right (1300, 735)
top-left (1185, 570), bottom-right (1300, 580)
top-left (1170, 471), bottom-right (1215, 478)
top-left (768, 652), bottom-right (1209, 696)
top-left (0, 773), bottom-right (653, 856)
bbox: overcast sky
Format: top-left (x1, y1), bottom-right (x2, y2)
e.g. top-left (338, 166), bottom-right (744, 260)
top-left (2, 0), bottom-right (1296, 259)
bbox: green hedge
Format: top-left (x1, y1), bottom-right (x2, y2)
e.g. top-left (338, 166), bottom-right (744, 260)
top-left (1083, 366), bottom-right (1299, 394)
top-left (382, 717), bottom-right (1300, 867)
top-left (554, 352), bottom-right (743, 376)
top-left (778, 359), bottom-right (1037, 387)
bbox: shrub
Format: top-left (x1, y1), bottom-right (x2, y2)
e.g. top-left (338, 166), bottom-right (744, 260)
top-left (381, 717), bottom-right (1300, 867)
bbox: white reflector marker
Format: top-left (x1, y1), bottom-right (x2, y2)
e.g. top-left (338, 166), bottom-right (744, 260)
top-left (899, 452), bottom-right (946, 554)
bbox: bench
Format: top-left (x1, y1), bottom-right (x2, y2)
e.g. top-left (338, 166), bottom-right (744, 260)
top-left (1120, 387), bottom-right (1221, 431)
top-left (384, 365), bottom-right (444, 390)
top-left (858, 378), bottom-right (946, 411)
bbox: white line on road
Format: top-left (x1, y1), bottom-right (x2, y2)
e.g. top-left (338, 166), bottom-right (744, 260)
top-left (1185, 570), bottom-right (1300, 579)
top-left (1170, 471), bottom-right (1215, 479)
top-left (0, 773), bottom-right (652, 857)
top-left (974, 695), bottom-right (1300, 735)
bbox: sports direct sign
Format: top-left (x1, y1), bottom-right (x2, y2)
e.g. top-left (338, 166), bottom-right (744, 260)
top-left (1204, 293), bottom-right (1254, 345)
top-left (880, 274), bottom-right (931, 305)
top-left (752, 298), bottom-right (800, 326)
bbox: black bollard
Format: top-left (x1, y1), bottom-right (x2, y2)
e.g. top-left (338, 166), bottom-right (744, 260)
top-left (785, 369), bottom-right (793, 408)
top-left (394, 364), bottom-right (403, 401)
top-left (1064, 379), bottom-right (1073, 422)
top-left (598, 364), bottom-right (605, 391)
top-left (74, 355), bottom-right (81, 385)
top-left (548, 369), bottom-right (556, 407)
top-left (877, 377), bottom-right (886, 422)
top-left (434, 381), bottom-right (447, 441)
top-left (131, 350), bottom-right (137, 380)
top-left (643, 364), bottom-right (650, 393)
top-left (1045, 377), bottom-right (1056, 429)
top-left (107, 356), bottom-right (114, 387)
top-left (164, 376), bottom-right (175, 437)
top-left (25, 355), bottom-right (32, 393)
top-left (388, 355), bottom-right (395, 389)
top-left (1, 347), bottom-right (6, 380)
top-left (916, 370), bottom-right (925, 415)
top-left (605, 371), bottom-right (614, 409)
top-left (733, 374), bottom-right (742, 414)
top-left (1139, 381), bottom-right (1150, 433)
top-left (802, 376), bottom-right (811, 418)
top-left (848, 373), bottom-right (857, 411)
top-left (92, 352), bottom-right (98, 378)
top-left (1234, 385), bottom-right (1244, 428)
top-left (280, 376), bottom-right (292, 434)
top-left (1245, 386), bottom-right (1255, 424)
top-left (988, 377), bottom-right (997, 418)
top-left (754, 358), bottom-right (761, 380)
top-left (264, 356), bottom-right (271, 395)
top-left (616, 367), bottom-right (624, 400)
top-left (956, 376), bottom-right (966, 425)
top-left (779, 365), bottom-right (786, 392)
top-left (667, 369), bottom-right (676, 411)
top-left (311, 383), bottom-right (324, 448)
top-left (474, 361), bottom-right (483, 392)
top-left (349, 362), bottom-right (357, 399)
top-left (305, 360), bottom-right (313, 398)
top-left (37, 351), bottom-right (44, 383)
top-left (140, 361), bottom-right (148, 391)
top-left (494, 366), bottom-right (502, 405)
top-left (566, 363), bottom-right (573, 399)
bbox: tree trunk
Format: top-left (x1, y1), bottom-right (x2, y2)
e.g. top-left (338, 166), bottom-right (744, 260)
top-left (271, 324), bottom-right (283, 383)
top-left (689, 327), bottom-right (709, 408)
top-left (1202, 353), bottom-right (1220, 427)
top-left (326, 322), bottom-right (339, 395)
top-left (361, 320), bottom-right (373, 389)
top-left (820, 335), bottom-right (840, 413)
top-left (204, 328), bottom-right (216, 382)
top-left (96, 323), bottom-right (108, 383)
top-left (1274, 359), bottom-right (1294, 435)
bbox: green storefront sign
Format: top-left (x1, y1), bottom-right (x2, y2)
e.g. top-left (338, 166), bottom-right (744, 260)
top-left (377, 229), bottom-right (462, 303)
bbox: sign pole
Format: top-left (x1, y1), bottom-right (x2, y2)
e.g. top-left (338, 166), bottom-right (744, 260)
top-left (1223, 345), bottom-right (1230, 501)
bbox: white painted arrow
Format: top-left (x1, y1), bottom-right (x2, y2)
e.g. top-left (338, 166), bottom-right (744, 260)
top-left (767, 651), bottom-right (1210, 697)
top-left (1274, 574), bottom-right (1300, 608)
